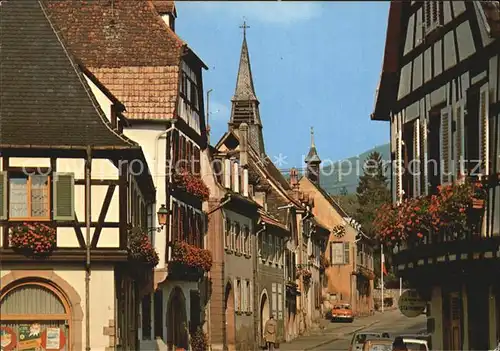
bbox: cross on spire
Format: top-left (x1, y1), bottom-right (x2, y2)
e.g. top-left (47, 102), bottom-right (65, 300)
top-left (310, 126), bottom-right (315, 147)
top-left (240, 19), bottom-right (250, 38)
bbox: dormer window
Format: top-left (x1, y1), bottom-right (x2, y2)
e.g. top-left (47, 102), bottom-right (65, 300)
top-left (424, 1), bottom-right (442, 35)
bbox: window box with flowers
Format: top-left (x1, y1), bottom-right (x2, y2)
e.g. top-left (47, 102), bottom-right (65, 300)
top-left (296, 268), bottom-right (312, 287)
top-left (374, 178), bottom-right (488, 249)
top-left (127, 227), bottom-right (159, 276)
top-left (173, 169), bottom-right (210, 201)
top-left (9, 222), bottom-right (56, 257)
top-left (169, 241), bottom-right (213, 281)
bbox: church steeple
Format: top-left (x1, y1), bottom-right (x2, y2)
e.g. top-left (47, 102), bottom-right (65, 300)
top-left (305, 127), bottom-right (321, 184)
top-left (230, 20), bottom-right (265, 155)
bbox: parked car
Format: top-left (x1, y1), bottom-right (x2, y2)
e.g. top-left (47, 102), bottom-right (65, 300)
top-left (349, 332), bottom-right (391, 351)
top-left (362, 338), bottom-right (393, 351)
top-left (401, 338), bottom-right (429, 351)
top-left (331, 303), bottom-right (354, 322)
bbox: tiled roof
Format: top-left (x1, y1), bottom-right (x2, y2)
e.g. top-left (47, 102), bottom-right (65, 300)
top-left (152, 0), bottom-right (176, 14)
top-left (46, 0), bottom-right (184, 67)
top-left (0, 0), bottom-right (137, 150)
top-left (46, 0), bottom-right (185, 120)
top-left (91, 66), bottom-right (179, 120)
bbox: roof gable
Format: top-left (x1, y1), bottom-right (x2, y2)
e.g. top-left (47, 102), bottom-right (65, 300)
top-left (0, 0), bottom-right (136, 149)
top-left (299, 176), bottom-right (349, 218)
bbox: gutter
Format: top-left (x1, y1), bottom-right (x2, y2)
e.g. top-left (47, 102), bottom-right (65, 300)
top-left (85, 146), bottom-right (92, 351)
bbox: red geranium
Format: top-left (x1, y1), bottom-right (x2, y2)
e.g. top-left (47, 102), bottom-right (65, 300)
top-left (296, 268), bottom-right (312, 286)
top-left (10, 222), bottom-right (56, 255)
top-left (171, 241), bottom-right (212, 272)
top-left (128, 227), bottom-right (159, 267)
top-left (174, 169), bottom-right (210, 201)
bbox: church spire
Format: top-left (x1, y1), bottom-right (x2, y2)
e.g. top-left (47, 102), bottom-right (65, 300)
top-left (305, 126), bottom-right (321, 184)
top-left (229, 20), bottom-right (265, 155)
top-left (233, 20), bottom-right (258, 102)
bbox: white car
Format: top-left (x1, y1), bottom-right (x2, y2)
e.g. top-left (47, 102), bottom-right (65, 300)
top-left (348, 332), bottom-right (391, 351)
top-left (402, 338), bottom-right (429, 351)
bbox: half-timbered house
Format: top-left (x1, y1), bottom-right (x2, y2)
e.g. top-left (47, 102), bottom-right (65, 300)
top-left (0, 1), bottom-right (156, 350)
top-left (372, 1), bottom-right (500, 349)
top-left (47, 1), bottom-right (211, 349)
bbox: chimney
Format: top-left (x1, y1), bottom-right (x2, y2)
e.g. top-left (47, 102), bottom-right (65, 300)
top-left (153, 1), bottom-right (177, 31)
top-left (224, 158), bottom-right (231, 189)
top-left (289, 168), bottom-right (299, 189)
top-left (239, 123), bottom-right (248, 167)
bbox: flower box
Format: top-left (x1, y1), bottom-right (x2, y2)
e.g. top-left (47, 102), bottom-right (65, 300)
top-left (173, 169), bottom-right (210, 201)
top-left (127, 227), bottom-right (159, 267)
top-left (374, 178), bottom-right (487, 247)
top-left (169, 241), bottom-right (213, 280)
top-left (9, 222), bottom-right (56, 256)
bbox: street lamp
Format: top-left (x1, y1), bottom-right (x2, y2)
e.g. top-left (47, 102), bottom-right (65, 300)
top-left (148, 204), bottom-right (169, 233)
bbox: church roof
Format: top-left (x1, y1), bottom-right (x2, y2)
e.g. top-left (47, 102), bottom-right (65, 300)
top-left (0, 0), bottom-right (137, 150)
top-left (305, 127), bottom-right (321, 163)
top-left (233, 33), bottom-right (257, 101)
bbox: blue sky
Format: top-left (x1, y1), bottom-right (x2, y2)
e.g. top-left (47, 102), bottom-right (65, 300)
top-left (175, 1), bottom-right (391, 169)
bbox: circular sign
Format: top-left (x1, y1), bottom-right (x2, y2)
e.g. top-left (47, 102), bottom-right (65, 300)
top-left (398, 290), bottom-right (426, 318)
top-left (40, 328), bottom-right (66, 351)
top-left (0, 326), bottom-right (17, 351)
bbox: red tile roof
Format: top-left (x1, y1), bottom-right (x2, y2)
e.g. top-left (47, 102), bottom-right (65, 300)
top-left (152, 0), bottom-right (176, 14)
top-left (91, 66), bottom-right (179, 120)
top-left (46, 0), bottom-right (185, 120)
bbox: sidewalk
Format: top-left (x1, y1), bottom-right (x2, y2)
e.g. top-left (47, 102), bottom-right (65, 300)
top-left (278, 312), bottom-right (385, 351)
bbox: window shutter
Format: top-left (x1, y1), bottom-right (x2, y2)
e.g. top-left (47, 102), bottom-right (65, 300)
top-left (396, 115), bottom-right (403, 202)
top-left (343, 242), bottom-right (350, 264)
top-left (234, 279), bottom-right (240, 311)
top-left (0, 172), bottom-right (7, 220)
top-left (53, 173), bottom-right (75, 221)
top-left (172, 129), bottom-right (179, 166)
top-left (424, 1), bottom-right (431, 29)
top-left (455, 100), bottom-right (466, 178)
top-left (413, 119), bottom-right (421, 196)
top-left (479, 84), bottom-right (490, 176)
top-left (440, 107), bottom-right (452, 184)
top-left (194, 147), bottom-right (201, 175)
top-left (420, 117), bottom-right (429, 195)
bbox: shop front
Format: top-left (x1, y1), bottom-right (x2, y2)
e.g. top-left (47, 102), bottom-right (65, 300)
top-left (0, 282), bottom-right (70, 351)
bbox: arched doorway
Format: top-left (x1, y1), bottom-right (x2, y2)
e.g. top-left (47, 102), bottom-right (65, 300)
top-left (166, 287), bottom-right (188, 350)
top-left (260, 292), bottom-right (270, 341)
top-left (0, 281), bottom-right (70, 350)
top-left (224, 282), bottom-right (236, 351)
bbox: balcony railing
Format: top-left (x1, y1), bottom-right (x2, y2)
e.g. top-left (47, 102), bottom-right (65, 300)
top-left (383, 176), bottom-right (500, 278)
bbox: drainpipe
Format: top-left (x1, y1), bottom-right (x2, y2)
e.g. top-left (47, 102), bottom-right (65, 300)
top-left (85, 146), bottom-right (92, 351)
top-left (255, 222), bottom-right (266, 347)
top-left (153, 119), bottom-right (177, 187)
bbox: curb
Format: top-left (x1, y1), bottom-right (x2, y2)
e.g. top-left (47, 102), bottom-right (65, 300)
top-left (303, 320), bottom-right (381, 351)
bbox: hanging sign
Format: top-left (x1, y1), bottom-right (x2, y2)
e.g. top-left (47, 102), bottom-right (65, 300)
top-left (41, 328), bottom-right (66, 351)
top-left (398, 290), bottom-right (426, 318)
top-left (0, 326), bottom-right (17, 351)
top-left (18, 323), bottom-right (42, 350)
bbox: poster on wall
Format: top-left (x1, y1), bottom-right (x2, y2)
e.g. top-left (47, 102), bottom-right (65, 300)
top-left (41, 327), bottom-right (66, 351)
top-left (45, 328), bottom-right (60, 349)
top-left (0, 326), bottom-right (17, 351)
top-left (17, 324), bottom-right (42, 350)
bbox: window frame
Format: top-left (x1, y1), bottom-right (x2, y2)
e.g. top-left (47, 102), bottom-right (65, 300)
top-left (8, 172), bottom-right (51, 221)
top-left (330, 241), bottom-right (347, 265)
